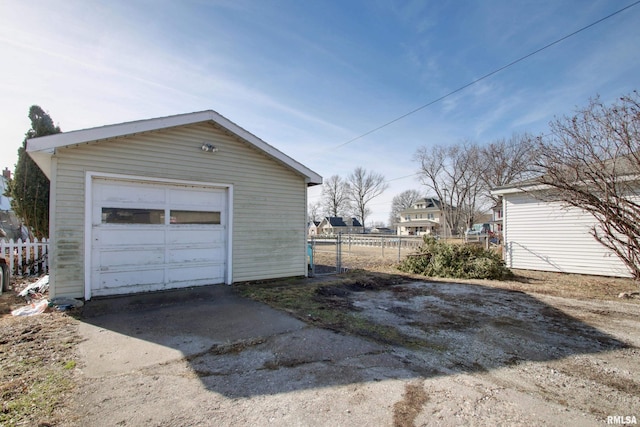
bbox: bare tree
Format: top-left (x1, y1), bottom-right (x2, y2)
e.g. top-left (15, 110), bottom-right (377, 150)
top-left (457, 143), bottom-right (486, 229)
top-left (389, 189), bottom-right (423, 226)
top-left (479, 133), bottom-right (537, 205)
top-left (414, 141), bottom-right (486, 235)
top-left (347, 167), bottom-right (388, 231)
top-left (308, 201), bottom-right (323, 223)
top-left (533, 91), bottom-right (640, 280)
top-left (321, 175), bottom-right (351, 217)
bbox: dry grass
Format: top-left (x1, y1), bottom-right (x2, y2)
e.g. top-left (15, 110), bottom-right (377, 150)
top-left (1, 278), bottom-right (81, 427)
top-left (313, 246), bottom-right (639, 302)
top-left (393, 382), bottom-right (429, 427)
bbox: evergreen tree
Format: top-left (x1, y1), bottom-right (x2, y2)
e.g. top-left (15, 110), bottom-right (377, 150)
top-left (10, 106), bottom-right (61, 239)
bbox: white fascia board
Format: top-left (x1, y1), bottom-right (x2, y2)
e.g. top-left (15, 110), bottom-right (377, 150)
top-left (26, 111), bottom-right (216, 152)
top-left (26, 110), bottom-right (323, 186)
top-left (491, 187), bottom-right (524, 196)
top-left (491, 183), bottom-right (549, 196)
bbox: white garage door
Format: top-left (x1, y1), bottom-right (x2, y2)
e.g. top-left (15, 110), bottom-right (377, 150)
top-left (90, 178), bottom-right (227, 297)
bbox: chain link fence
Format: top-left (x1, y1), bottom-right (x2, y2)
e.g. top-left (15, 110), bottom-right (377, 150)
top-left (308, 234), bottom-right (424, 276)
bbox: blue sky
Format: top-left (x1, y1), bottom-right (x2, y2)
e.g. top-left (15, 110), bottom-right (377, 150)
top-left (1, 0), bottom-right (639, 225)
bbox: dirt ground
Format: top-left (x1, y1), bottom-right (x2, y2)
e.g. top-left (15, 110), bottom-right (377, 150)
top-left (1, 252), bottom-right (639, 426)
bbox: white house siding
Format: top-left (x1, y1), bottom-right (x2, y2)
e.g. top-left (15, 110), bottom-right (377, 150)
top-left (503, 192), bottom-right (632, 278)
top-left (51, 122), bottom-right (307, 298)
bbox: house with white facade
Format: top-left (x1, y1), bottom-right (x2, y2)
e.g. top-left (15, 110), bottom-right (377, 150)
top-left (308, 221), bottom-right (320, 236)
top-left (317, 217), bottom-right (363, 235)
top-left (396, 198), bottom-right (446, 236)
top-left (0, 168), bottom-right (29, 241)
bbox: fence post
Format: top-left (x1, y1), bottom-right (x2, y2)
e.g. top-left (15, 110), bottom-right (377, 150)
top-left (398, 235), bottom-right (401, 261)
top-left (17, 239), bottom-right (24, 276)
top-left (336, 233), bottom-right (342, 273)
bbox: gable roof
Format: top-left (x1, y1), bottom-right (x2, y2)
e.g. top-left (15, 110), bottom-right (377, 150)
top-left (423, 197), bottom-right (442, 209)
top-left (26, 110), bottom-right (322, 186)
top-left (325, 217), bottom-right (347, 227)
top-left (399, 197), bottom-right (445, 214)
top-left (349, 218), bottom-right (363, 227)
top-left (322, 217), bottom-right (363, 227)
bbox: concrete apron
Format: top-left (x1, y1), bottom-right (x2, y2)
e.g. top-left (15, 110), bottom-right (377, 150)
top-left (76, 284), bottom-right (389, 381)
top-left (77, 284), bottom-right (309, 377)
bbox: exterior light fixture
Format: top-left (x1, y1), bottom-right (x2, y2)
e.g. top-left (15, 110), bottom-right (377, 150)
top-left (201, 143), bottom-right (218, 152)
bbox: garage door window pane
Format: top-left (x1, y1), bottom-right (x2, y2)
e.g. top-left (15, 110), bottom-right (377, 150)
top-left (102, 208), bottom-right (164, 224)
top-left (170, 210), bottom-right (221, 224)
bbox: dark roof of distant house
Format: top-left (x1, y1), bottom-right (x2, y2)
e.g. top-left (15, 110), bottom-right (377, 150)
top-left (400, 197), bottom-right (446, 214)
top-left (423, 197), bottom-right (442, 208)
top-left (324, 217), bottom-right (362, 227)
top-left (350, 218), bottom-right (363, 227)
top-left (326, 217), bottom-right (346, 227)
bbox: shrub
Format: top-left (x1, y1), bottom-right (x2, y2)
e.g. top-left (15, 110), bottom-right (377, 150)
top-left (398, 237), bottom-right (512, 280)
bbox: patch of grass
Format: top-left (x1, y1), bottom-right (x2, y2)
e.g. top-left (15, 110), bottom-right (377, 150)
top-left (1, 371), bottom-right (73, 426)
top-left (236, 272), bottom-right (443, 350)
top-left (344, 313), bottom-right (426, 349)
top-left (0, 313), bottom-right (79, 426)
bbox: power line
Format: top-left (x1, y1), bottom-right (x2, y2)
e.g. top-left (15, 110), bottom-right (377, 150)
top-left (333, 1), bottom-right (640, 150)
top-left (385, 173), bottom-right (420, 183)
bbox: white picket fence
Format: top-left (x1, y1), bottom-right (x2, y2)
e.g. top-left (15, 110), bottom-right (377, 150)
top-left (0, 238), bottom-right (49, 276)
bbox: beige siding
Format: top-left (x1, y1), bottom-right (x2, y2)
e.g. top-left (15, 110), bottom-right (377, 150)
top-left (503, 192), bottom-right (632, 278)
top-left (52, 122), bottom-right (307, 297)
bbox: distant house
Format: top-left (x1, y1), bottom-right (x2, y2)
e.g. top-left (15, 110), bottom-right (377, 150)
top-left (0, 168), bottom-right (10, 212)
top-left (397, 198), bottom-right (449, 236)
top-left (308, 220), bottom-right (320, 236)
top-left (0, 168), bottom-right (29, 241)
top-left (317, 217), bottom-right (364, 235)
top-left (370, 227), bottom-right (395, 235)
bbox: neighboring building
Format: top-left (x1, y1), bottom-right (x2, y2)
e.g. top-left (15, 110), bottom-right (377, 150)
top-left (317, 217), bottom-right (363, 235)
top-left (492, 184), bottom-right (634, 278)
top-left (0, 168), bottom-right (29, 241)
top-left (27, 110), bottom-right (322, 299)
top-left (308, 220), bottom-right (320, 236)
top-left (370, 227), bottom-right (395, 235)
top-left (0, 168), bottom-right (11, 212)
top-left (491, 200), bottom-right (503, 234)
top-left (397, 197), bottom-right (447, 236)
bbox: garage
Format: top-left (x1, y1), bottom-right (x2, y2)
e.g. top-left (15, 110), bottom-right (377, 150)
top-left (26, 110), bottom-right (322, 300)
top-left (89, 176), bottom-right (229, 297)
top-left (492, 186), bottom-right (633, 278)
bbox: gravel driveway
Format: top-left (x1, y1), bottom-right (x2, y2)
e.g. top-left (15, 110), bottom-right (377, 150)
top-left (66, 280), bottom-right (640, 426)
